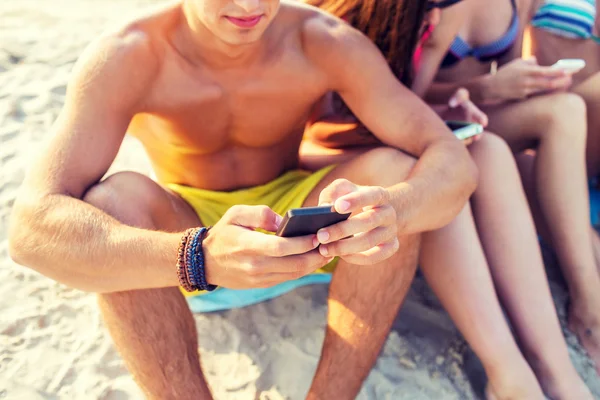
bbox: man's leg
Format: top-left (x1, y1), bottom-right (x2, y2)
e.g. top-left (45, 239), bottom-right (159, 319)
top-left (82, 172), bottom-right (212, 399)
top-left (302, 148), bottom-right (422, 399)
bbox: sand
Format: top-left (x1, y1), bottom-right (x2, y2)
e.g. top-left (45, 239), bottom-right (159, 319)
top-left (1, 1), bottom-right (600, 399)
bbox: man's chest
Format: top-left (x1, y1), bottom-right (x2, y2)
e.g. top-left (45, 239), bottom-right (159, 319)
top-left (134, 55), bottom-right (328, 151)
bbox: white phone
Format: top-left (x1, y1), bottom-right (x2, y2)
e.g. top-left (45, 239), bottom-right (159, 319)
top-left (550, 59), bottom-right (586, 74)
top-left (445, 121), bottom-right (484, 141)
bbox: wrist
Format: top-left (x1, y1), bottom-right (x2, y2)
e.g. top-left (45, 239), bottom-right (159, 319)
top-left (386, 182), bottom-right (415, 232)
top-left (200, 228), bottom-right (218, 287)
top-left (479, 73), bottom-right (499, 103)
top-left (176, 227), bottom-right (217, 292)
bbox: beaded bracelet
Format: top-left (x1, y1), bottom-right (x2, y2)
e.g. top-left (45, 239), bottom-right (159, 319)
top-left (176, 228), bottom-right (195, 292)
top-left (176, 227), bottom-right (216, 292)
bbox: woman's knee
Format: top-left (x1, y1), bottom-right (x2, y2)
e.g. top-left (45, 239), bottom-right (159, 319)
top-left (82, 171), bottom-right (162, 228)
top-left (469, 132), bottom-right (515, 169)
top-left (538, 93), bottom-right (587, 141)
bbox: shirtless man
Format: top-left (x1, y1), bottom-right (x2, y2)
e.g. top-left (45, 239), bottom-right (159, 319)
top-left (7, 0), bottom-right (476, 398)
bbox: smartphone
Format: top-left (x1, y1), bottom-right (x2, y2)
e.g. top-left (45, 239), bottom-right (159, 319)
top-left (276, 205), bottom-right (350, 237)
top-left (550, 59), bottom-right (586, 74)
top-left (445, 121), bottom-right (484, 141)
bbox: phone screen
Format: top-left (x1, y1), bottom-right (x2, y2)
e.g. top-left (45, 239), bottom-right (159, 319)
top-left (276, 206), bottom-right (350, 237)
top-left (445, 121), bottom-right (483, 141)
top-left (445, 121), bottom-right (472, 131)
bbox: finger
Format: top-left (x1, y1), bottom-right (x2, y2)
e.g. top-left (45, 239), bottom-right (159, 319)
top-left (334, 186), bottom-right (390, 214)
top-left (317, 206), bottom-right (394, 243)
top-left (476, 111), bottom-right (489, 127)
top-left (523, 56), bottom-right (538, 65)
top-left (530, 66), bottom-right (568, 79)
top-left (527, 76), bottom-right (571, 93)
top-left (339, 238), bottom-right (400, 266)
top-left (320, 226), bottom-right (395, 257)
top-left (548, 75), bottom-right (573, 90)
top-left (241, 232), bottom-right (319, 257)
top-left (319, 178), bottom-right (358, 207)
top-left (258, 249), bottom-right (330, 275)
top-left (449, 88), bottom-right (469, 108)
top-left (225, 205), bottom-right (282, 232)
top-left (463, 137), bottom-right (475, 146)
top-left (257, 262), bottom-right (331, 287)
top-left (464, 102), bottom-right (488, 127)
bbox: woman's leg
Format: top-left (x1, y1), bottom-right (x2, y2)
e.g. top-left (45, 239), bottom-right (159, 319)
top-left (468, 134), bottom-right (591, 398)
top-left (573, 71), bottom-right (600, 177)
top-left (422, 133), bottom-right (592, 399)
top-left (421, 204), bottom-right (544, 400)
top-left (484, 93), bottom-right (600, 371)
top-left (516, 151), bottom-right (600, 274)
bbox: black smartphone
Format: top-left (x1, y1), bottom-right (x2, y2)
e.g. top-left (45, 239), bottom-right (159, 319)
top-left (276, 205), bottom-right (350, 237)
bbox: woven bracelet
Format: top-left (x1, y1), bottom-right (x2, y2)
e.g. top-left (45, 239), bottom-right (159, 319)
top-left (192, 227), bottom-right (216, 292)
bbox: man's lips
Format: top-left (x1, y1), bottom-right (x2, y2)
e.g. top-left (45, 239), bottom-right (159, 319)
top-left (225, 15), bottom-right (263, 29)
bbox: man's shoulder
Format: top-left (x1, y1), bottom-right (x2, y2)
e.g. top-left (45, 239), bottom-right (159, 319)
top-left (278, 2), bottom-right (375, 77)
top-left (279, 1), bottom-right (359, 48)
top-left (68, 6), bottom-right (176, 103)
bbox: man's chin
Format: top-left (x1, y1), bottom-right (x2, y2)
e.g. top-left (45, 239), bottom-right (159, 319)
top-left (220, 32), bottom-right (263, 46)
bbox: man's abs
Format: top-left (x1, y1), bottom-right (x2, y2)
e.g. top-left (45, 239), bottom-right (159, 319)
top-left (131, 115), bottom-right (307, 191)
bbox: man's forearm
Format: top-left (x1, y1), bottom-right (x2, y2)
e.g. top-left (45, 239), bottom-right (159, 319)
top-left (387, 140), bottom-right (477, 234)
top-left (8, 194), bottom-right (181, 293)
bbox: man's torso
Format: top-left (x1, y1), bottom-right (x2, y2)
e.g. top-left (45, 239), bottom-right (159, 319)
top-left (119, 2), bottom-right (334, 190)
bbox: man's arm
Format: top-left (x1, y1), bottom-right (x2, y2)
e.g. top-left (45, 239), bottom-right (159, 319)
top-left (7, 30), bottom-right (181, 293)
top-left (304, 17), bottom-right (478, 234)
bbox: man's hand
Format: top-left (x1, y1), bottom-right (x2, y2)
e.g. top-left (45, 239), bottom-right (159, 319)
top-left (202, 205), bottom-right (330, 289)
top-left (315, 179), bottom-right (399, 265)
top-left (489, 57), bottom-right (573, 101)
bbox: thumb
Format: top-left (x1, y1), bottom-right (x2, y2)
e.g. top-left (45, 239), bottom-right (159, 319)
top-left (319, 179), bottom-right (358, 211)
top-left (226, 205), bottom-right (282, 232)
top-left (523, 56), bottom-right (538, 65)
top-left (449, 88), bottom-right (469, 108)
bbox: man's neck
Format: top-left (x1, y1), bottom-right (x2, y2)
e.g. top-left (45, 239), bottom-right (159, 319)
top-left (178, 1), bottom-right (270, 70)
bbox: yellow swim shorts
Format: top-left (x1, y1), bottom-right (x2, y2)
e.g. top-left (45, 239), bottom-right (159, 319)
top-left (167, 166), bottom-right (338, 298)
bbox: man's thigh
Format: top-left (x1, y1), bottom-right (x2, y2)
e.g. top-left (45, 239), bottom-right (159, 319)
top-left (303, 147), bottom-right (417, 207)
top-left (84, 171), bottom-right (201, 232)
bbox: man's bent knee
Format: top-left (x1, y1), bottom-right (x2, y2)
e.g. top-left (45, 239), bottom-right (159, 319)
top-left (357, 147), bottom-right (417, 187)
top-left (82, 171), bottom-right (162, 229)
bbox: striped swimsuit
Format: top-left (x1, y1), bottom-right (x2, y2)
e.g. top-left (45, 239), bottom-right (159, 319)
top-left (531, 0), bottom-right (599, 43)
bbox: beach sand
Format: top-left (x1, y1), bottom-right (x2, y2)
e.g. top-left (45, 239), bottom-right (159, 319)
top-left (1, 1), bottom-right (600, 398)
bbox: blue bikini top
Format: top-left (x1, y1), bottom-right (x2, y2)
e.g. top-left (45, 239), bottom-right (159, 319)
top-left (441, 0), bottom-right (519, 68)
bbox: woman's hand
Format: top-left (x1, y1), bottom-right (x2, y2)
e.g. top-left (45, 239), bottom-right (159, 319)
top-left (488, 57), bottom-right (573, 101)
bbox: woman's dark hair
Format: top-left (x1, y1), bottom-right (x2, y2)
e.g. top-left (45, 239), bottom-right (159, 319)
top-left (307, 0), bottom-right (428, 86)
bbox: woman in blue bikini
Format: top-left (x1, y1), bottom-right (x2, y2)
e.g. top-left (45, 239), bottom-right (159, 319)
top-left (414, 0), bottom-right (600, 380)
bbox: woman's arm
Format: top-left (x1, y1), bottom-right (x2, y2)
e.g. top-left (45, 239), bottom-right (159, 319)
top-left (411, 1), bottom-right (469, 97)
